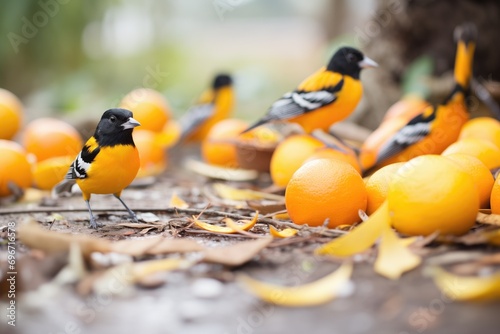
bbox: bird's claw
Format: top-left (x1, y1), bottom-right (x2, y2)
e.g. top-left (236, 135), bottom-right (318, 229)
top-left (89, 217), bottom-right (102, 229)
top-left (129, 213), bottom-right (139, 223)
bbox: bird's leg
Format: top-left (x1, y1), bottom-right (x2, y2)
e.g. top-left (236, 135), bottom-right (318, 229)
top-left (113, 194), bottom-right (139, 223)
top-left (85, 200), bottom-right (101, 229)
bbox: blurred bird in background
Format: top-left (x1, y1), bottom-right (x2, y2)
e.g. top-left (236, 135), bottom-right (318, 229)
top-left (360, 23), bottom-right (477, 171)
top-left (179, 73), bottom-right (234, 143)
top-left (242, 47), bottom-right (378, 134)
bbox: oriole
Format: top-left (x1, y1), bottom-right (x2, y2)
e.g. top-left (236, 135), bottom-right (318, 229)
top-left (54, 108), bottom-right (141, 228)
top-left (360, 24), bottom-right (477, 170)
top-left (242, 47), bottom-right (377, 134)
top-left (179, 73), bottom-right (234, 142)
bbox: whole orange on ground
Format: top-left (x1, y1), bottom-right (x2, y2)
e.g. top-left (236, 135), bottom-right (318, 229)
top-left (491, 176), bottom-right (500, 214)
top-left (201, 119), bottom-right (249, 168)
top-left (156, 119), bottom-right (181, 148)
top-left (459, 117), bottom-right (500, 149)
top-left (270, 134), bottom-right (325, 187)
top-left (133, 129), bottom-right (167, 177)
top-left (388, 155), bottom-right (478, 236)
top-left (442, 138), bottom-right (500, 170)
top-left (0, 88), bottom-right (23, 140)
top-left (0, 140), bottom-right (32, 197)
top-left (305, 147), bottom-right (361, 174)
top-left (22, 118), bottom-right (82, 162)
top-left (365, 162), bottom-right (405, 214)
top-left (445, 153), bottom-right (494, 209)
top-left (120, 88), bottom-right (171, 132)
top-left (285, 158), bottom-right (367, 228)
top-left (32, 155), bottom-right (73, 190)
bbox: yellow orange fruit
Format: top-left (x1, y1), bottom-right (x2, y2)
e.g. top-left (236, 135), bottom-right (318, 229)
top-left (0, 88), bottom-right (23, 140)
top-left (133, 129), bottom-right (167, 177)
top-left (459, 117), bottom-right (500, 149)
top-left (442, 138), bottom-right (500, 170)
top-left (305, 147), bottom-right (361, 174)
top-left (120, 88), bottom-right (171, 132)
top-left (22, 118), bottom-right (82, 162)
top-left (445, 153), bottom-right (494, 208)
top-left (388, 155), bottom-right (478, 236)
top-left (156, 119), bottom-right (181, 148)
top-left (32, 155), bottom-right (73, 190)
top-left (0, 140), bottom-right (32, 197)
top-left (365, 162), bottom-right (405, 214)
top-left (270, 135), bottom-right (325, 187)
top-left (285, 158), bottom-right (367, 228)
top-left (491, 177), bottom-right (500, 214)
top-left (201, 119), bottom-right (249, 168)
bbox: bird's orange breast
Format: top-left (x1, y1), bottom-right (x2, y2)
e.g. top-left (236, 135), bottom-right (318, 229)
top-left (292, 71), bottom-right (363, 133)
top-left (76, 144), bottom-right (140, 196)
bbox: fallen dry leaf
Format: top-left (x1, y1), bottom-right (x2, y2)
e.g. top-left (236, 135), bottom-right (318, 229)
top-left (430, 267), bottom-right (500, 302)
top-left (192, 213), bottom-right (257, 234)
top-left (374, 228), bottom-right (421, 280)
top-left (185, 158), bottom-right (258, 181)
top-left (269, 225), bottom-right (298, 238)
top-left (476, 212), bottom-right (500, 227)
top-left (110, 237), bottom-right (204, 256)
top-left (18, 220), bottom-right (111, 256)
top-left (203, 237), bottom-right (272, 266)
top-left (315, 201), bottom-right (390, 257)
top-left (169, 191), bottom-right (189, 209)
top-left (238, 263), bottom-right (353, 307)
top-left (213, 183), bottom-right (284, 201)
top-left (247, 200), bottom-right (286, 215)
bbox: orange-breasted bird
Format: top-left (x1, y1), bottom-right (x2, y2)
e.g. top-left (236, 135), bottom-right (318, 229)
top-left (179, 73), bottom-right (234, 142)
top-left (360, 23), bottom-right (477, 170)
top-left (54, 108), bottom-right (141, 228)
top-left (242, 47), bottom-right (377, 134)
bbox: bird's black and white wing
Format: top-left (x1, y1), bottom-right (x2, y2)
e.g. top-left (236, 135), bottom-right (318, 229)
top-left (67, 145), bottom-right (100, 180)
top-left (265, 88), bottom-right (339, 121)
top-left (179, 103), bottom-right (215, 139)
top-left (376, 112), bottom-right (435, 164)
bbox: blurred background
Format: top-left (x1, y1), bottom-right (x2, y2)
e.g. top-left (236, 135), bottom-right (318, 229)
top-left (1, 0), bottom-right (499, 130)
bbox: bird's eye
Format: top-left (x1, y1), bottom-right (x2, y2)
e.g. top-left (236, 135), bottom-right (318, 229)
top-left (346, 54), bottom-right (355, 63)
top-left (110, 116), bottom-right (116, 122)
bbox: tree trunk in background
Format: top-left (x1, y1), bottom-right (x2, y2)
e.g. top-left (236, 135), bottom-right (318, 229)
top-left (353, 0), bottom-right (500, 129)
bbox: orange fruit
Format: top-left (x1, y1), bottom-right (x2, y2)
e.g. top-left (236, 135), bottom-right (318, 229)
top-left (270, 134), bottom-right (325, 187)
top-left (0, 88), bottom-right (23, 140)
top-left (201, 119), bottom-right (249, 168)
top-left (120, 88), bottom-right (171, 132)
top-left (365, 162), bottom-right (405, 214)
top-left (285, 158), bottom-right (367, 228)
top-left (442, 138), bottom-right (500, 170)
top-left (305, 147), bottom-right (361, 174)
top-left (491, 176), bottom-right (500, 214)
top-left (22, 118), bottom-right (82, 162)
top-left (444, 153), bottom-right (494, 209)
top-left (388, 155), bottom-right (478, 236)
top-left (459, 117), bottom-right (500, 149)
top-left (32, 155), bottom-right (73, 190)
top-left (156, 119), bottom-right (181, 148)
top-left (133, 129), bottom-right (167, 177)
top-left (0, 140), bottom-right (32, 197)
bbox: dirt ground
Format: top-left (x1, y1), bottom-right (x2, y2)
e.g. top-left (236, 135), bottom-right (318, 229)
top-left (1, 154), bottom-right (500, 334)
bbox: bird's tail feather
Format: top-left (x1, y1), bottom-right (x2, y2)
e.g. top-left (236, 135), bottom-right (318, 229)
top-left (240, 119), bottom-right (267, 134)
top-left (453, 23), bottom-right (477, 90)
top-left (52, 179), bottom-right (76, 198)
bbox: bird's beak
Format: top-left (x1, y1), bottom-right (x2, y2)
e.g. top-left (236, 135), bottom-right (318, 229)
top-left (122, 117), bottom-right (141, 130)
top-left (358, 56), bottom-right (378, 69)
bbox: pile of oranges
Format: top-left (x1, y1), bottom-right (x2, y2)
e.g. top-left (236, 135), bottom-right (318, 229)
top-left (0, 87), bottom-right (176, 197)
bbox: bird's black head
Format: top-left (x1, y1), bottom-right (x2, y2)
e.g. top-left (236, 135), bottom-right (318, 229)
top-left (326, 47), bottom-right (378, 79)
top-left (94, 108), bottom-right (140, 147)
top-left (212, 74), bottom-right (233, 89)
